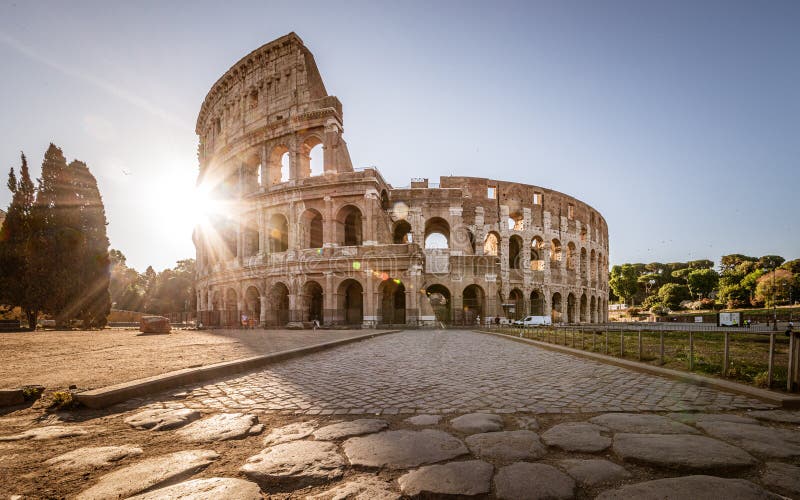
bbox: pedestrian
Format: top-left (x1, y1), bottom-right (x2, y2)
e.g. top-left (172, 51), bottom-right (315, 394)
top-left (313, 317), bottom-right (320, 331)
top-left (476, 315), bottom-right (481, 326)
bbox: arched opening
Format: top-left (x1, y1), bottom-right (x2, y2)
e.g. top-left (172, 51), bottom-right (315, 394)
top-left (338, 279), bottom-right (363, 325)
top-left (244, 286), bottom-right (261, 327)
top-left (463, 284), bottom-right (485, 325)
top-left (530, 236), bottom-right (545, 271)
top-left (552, 292), bottom-right (563, 323)
top-left (268, 283), bottom-right (290, 326)
top-left (484, 232), bottom-right (500, 256)
top-left (301, 209), bottom-right (323, 249)
top-left (580, 225), bottom-right (587, 243)
top-left (302, 281), bottom-right (324, 324)
top-left (268, 213), bottom-right (289, 253)
top-left (596, 253), bottom-right (603, 284)
top-left (567, 293), bottom-right (577, 323)
top-left (393, 220), bottom-right (413, 244)
top-left (299, 136), bottom-right (324, 178)
top-left (508, 288), bottom-right (525, 320)
top-left (337, 205), bottom-right (363, 246)
top-left (590, 296), bottom-right (597, 323)
top-left (551, 239), bottom-right (562, 265)
top-left (267, 144), bottom-right (290, 184)
top-left (426, 284), bottom-right (451, 324)
top-left (225, 288), bottom-right (238, 311)
top-left (224, 288), bottom-right (238, 327)
top-left (280, 151), bottom-right (290, 182)
top-left (508, 235), bottom-right (523, 269)
top-left (566, 242), bottom-right (577, 271)
top-left (590, 249), bottom-right (596, 285)
top-left (580, 247), bottom-right (588, 281)
top-left (211, 291), bottom-right (222, 311)
top-left (508, 212), bottom-right (524, 231)
top-left (424, 217), bottom-right (450, 249)
top-left (242, 154), bottom-right (261, 194)
top-left (379, 279), bottom-right (406, 325)
top-left (580, 293), bottom-right (588, 323)
top-left (530, 290), bottom-right (544, 316)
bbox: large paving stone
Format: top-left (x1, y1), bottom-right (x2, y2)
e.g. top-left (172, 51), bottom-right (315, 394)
top-left (263, 421), bottom-right (316, 446)
top-left (124, 408), bottom-right (201, 431)
top-left (343, 430), bottom-right (468, 469)
top-left (127, 477), bottom-right (262, 499)
top-left (613, 433), bottom-right (756, 470)
top-left (667, 412), bottom-right (759, 425)
top-left (0, 425), bottom-right (91, 441)
top-left (515, 415), bottom-right (539, 430)
top-left (749, 410), bottom-right (800, 424)
top-left (308, 475), bottom-right (399, 500)
top-left (312, 419), bottom-right (388, 440)
top-left (761, 462), bottom-right (800, 497)
top-left (542, 422), bottom-right (611, 453)
top-left (495, 462), bottom-right (576, 500)
top-left (596, 475), bottom-right (782, 499)
top-left (241, 440), bottom-right (345, 486)
top-left (176, 413), bottom-right (259, 442)
top-left (696, 420), bottom-right (800, 457)
top-left (75, 449), bottom-right (219, 500)
top-left (45, 445), bottom-right (143, 470)
top-left (450, 413), bottom-right (503, 434)
top-left (398, 460), bottom-right (493, 497)
top-left (465, 430), bottom-right (546, 461)
top-left (558, 459), bottom-right (631, 487)
top-left (590, 413), bottom-right (698, 434)
top-left (405, 414), bottom-right (441, 426)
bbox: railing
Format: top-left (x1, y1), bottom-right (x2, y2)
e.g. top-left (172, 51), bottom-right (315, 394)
top-left (486, 324), bottom-right (794, 391)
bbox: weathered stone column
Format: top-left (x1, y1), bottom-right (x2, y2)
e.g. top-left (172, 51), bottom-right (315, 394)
top-left (323, 195), bottom-right (336, 247)
top-left (363, 191), bottom-right (378, 245)
top-left (259, 296), bottom-right (267, 326)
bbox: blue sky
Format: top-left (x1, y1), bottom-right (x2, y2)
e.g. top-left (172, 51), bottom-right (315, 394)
top-left (1, 0), bottom-right (798, 272)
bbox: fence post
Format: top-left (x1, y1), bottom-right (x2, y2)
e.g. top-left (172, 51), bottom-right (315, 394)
top-left (659, 332), bottom-right (665, 365)
top-left (723, 332), bottom-right (729, 377)
top-left (768, 333), bottom-right (775, 388)
top-left (788, 333), bottom-right (795, 392)
top-left (638, 330), bottom-right (642, 361)
top-left (593, 329), bottom-right (597, 351)
top-left (689, 331), bottom-right (694, 371)
top-left (605, 329), bottom-right (609, 355)
top-left (620, 330), bottom-right (625, 357)
top-left (581, 328), bottom-right (585, 350)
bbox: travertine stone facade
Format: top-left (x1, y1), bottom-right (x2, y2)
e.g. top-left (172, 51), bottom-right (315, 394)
top-left (194, 33), bottom-right (609, 328)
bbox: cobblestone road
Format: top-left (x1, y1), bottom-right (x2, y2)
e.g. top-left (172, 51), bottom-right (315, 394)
top-left (168, 330), bottom-right (772, 415)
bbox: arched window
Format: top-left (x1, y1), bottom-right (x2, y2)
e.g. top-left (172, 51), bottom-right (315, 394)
top-left (508, 235), bottom-right (523, 269)
top-left (551, 239), bottom-right (562, 263)
top-left (393, 220), bottom-right (413, 244)
top-left (268, 214), bottom-right (289, 253)
top-left (530, 237), bottom-right (545, 271)
top-left (337, 205), bottom-right (363, 246)
top-left (301, 209), bottom-right (323, 248)
top-left (566, 242), bottom-right (577, 270)
top-left (424, 217), bottom-right (450, 249)
top-left (484, 232), bottom-right (500, 256)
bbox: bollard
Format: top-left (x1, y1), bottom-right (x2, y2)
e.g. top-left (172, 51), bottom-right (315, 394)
top-left (659, 332), bottom-right (665, 365)
top-left (689, 332), bottom-right (694, 371)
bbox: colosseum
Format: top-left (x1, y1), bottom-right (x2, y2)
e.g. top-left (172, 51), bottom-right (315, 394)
top-left (193, 33), bottom-right (609, 328)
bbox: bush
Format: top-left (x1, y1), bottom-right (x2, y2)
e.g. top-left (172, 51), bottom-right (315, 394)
top-left (48, 391), bottom-right (77, 410)
top-left (650, 304), bottom-right (670, 316)
top-left (754, 371), bottom-right (770, 388)
top-left (626, 307), bottom-right (641, 318)
top-left (21, 385), bottom-right (44, 401)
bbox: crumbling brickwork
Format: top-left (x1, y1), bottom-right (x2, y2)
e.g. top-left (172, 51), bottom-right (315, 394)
top-left (194, 33), bottom-right (609, 328)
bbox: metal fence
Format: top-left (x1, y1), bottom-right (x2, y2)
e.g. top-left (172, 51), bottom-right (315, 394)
top-left (485, 323), bottom-right (794, 392)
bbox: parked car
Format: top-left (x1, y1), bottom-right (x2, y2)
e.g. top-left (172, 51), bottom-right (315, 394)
top-left (513, 315), bottom-right (552, 326)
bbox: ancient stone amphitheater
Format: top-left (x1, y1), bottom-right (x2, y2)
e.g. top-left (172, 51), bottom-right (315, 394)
top-left (194, 33), bottom-right (609, 328)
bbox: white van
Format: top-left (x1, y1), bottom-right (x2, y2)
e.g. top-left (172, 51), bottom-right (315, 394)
top-left (514, 315), bottom-right (552, 326)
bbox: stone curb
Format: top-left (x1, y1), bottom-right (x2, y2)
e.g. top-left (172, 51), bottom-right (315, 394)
top-left (475, 329), bottom-right (800, 409)
top-left (76, 330), bottom-right (402, 409)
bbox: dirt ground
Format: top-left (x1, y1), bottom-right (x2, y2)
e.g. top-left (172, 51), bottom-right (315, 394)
top-left (0, 328), bottom-right (377, 391)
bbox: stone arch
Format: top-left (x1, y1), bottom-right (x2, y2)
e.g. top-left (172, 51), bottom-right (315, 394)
top-left (211, 290), bottom-right (223, 311)
top-left (580, 247), bottom-right (588, 281)
top-left (337, 279), bottom-right (363, 325)
top-left (590, 249), bottom-right (596, 284)
top-left (580, 293), bottom-right (588, 322)
top-left (530, 236), bottom-right (544, 271)
top-left (301, 280), bottom-right (324, 323)
top-left (424, 217), bottom-right (450, 249)
top-left (268, 144), bottom-right (290, 184)
top-left (378, 278), bottom-right (406, 325)
top-left (426, 284), bottom-right (451, 324)
top-left (336, 205), bottom-right (363, 246)
top-left (530, 290), bottom-right (545, 316)
top-left (508, 235), bottom-right (523, 269)
top-left (300, 209), bottom-right (324, 249)
top-left (590, 296), bottom-right (597, 323)
top-left (580, 225), bottom-right (587, 243)
top-left (463, 284), bottom-right (485, 324)
top-left (484, 231), bottom-right (500, 256)
top-left (299, 134), bottom-right (324, 178)
top-left (244, 286), bottom-right (261, 326)
top-left (508, 288), bottom-right (525, 320)
top-left (267, 282), bottom-right (290, 326)
top-left (225, 288), bottom-right (238, 311)
top-left (567, 293), bottom-right (577, 323)
top-left (243, 212), bottom-right (259, 257)
top-left (551, 239), bottom-right (562, 263)
top-left (393, 220), bottom-right (413, 244)
top-left (552, 292), bottom-right (563, 323)
top-left (566, 242), bottom-right (577, 271)
top-left (268, 213), bottom-right (289, 253)
top-left (507, 212), bottom-right (524, 231)
top-left (242, 152), bottom-right (261, 193)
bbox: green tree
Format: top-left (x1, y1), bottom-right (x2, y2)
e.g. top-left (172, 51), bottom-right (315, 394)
top-left (0, 153), bottom-right (39, 328)
top-left (609, 264), bottom-right (639, 305)
top-left (755, 269), bottom-right (793, 308)
top-left (657, 283), bottom-right (691, 310)
top-left (757, 255), bottom-right (785, 271)
top-left (686, 268), bottom-right (719, 299)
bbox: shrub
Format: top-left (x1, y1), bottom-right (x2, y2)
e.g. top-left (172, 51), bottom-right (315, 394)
top-left (754, 371), bottom-right (770, 388)
top-left (48, 391), bottom-right (76, 410)
top-left (21, 385), bottom-right (44, 401)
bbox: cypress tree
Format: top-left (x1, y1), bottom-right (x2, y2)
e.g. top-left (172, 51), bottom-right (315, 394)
top-left (0, 153), bottom-right (38, 329)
